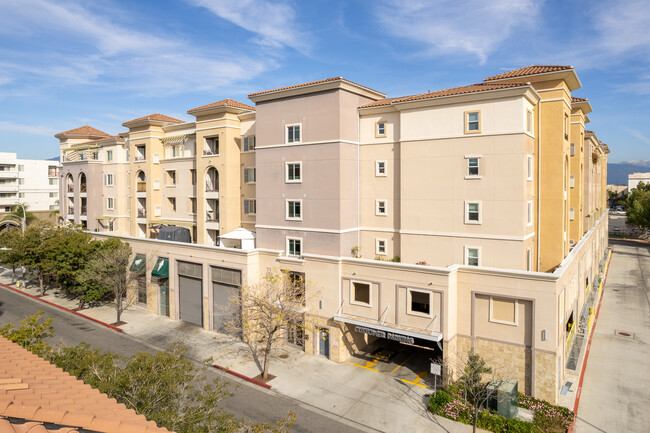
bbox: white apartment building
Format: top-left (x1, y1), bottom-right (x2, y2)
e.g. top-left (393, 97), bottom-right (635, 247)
top-left (0, 152), bottom-right (59, 214)
top-left (628, 172), bottom-right (650, 191)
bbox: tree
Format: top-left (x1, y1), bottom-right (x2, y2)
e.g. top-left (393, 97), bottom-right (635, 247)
top-left (626, 181), bottom-right (650, 229)
top-left (81, 238), bottom-right (142, 323)
top-left (0, 228), bottom-right (24, 281)
top-left (0, 311), bottom-right (53, 357)
top-left (457, 350), bottom-right (495, 433)
top-left (1, 203), bottom-right (37, 229)
top-left (227, 271), bottom-right (313, 380)
top-left (21, 222), bottom-right (58, 295)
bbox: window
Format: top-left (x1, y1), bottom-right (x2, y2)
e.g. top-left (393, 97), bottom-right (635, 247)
top-left (286, 200), bottom-right (302, 220)
top-left (243, 136), bottom-right (256, 152)
top-left (376, 121), bottom-right (386, 138)
top-left (244, 199), bottom-right (256, 215)
top-left (527, 155), bottom-right (533, 181)
top-left (465, 201), bottom-right (481, 224)
top-left (48, 166), bottom-right (58, 177)
top-left (489, 296), bottom-right (518, 326)
top-left (49, 204), bottom-right (57, 211)
top-left (570, 142), bottom-right (575, 156)
top-left (286, 124), bottom-right (301, 143)
top-left (352, 281), bottom-right (371, 306)
top-left (107, 150), bottom-right (113, 161)
top-left (171, 145), bottom-right (180, 158)
top-left (104, 174), bottom-right (114, 186)
top-left (205, 136), bottom-right (219, 155)
top-left (48, 178), bottom-right (57, 185)
top-left (49, 192), bottom-right (58, 198)
top-left (18, 165), bottom-right (24, 171)
top-left (465, 111), bottom-right (480, 133)
top-left (190, 169), bottom-right (196, 185)
top-left (465, 247), bottom-right (479, 266)
top-left (526, 248), bottom-right (532, 271)
top-left (467, 157), bottom-right (479, 176)
top-left (167, 170), bottom-right (176, 186)
top-left (376, 160), bottom-right (387, 176)
top-left (376, 199), bottom-right (387, 216)
top-left (570, 207), bottom-right (575, 221)
top-left (376, 239), bottom-right (386, 255)
top-left (287, 237), bottom-right (302, 257)
top-left (286, 162), bottom-right (302, 183)
top-left (168, 197), bottom-right (176, 212)
top-left (106, 197), bottom-right (114, 210)
top-left (18, 193), bottom-right (25, 198)
top-left (527, 201), bottom-right (533, 226)
top-left (189, 198), bottom-right (196, 214)
top-left (570, 175), bottom-right (575, 188)
top-left (136, 145), bottom-right (146, 161)
top-left (409, 289), bottom-right (431, 316)
top-left (526, 110), bottom-right (533, 134)
top-left (109, 220), bottom-right (114, 231)
top-left (18, 178), bottom-right (24, 185)
top-left (564, 114), bottom-right (569, 140)
top-left (244, 167), bottom-right (256, 183)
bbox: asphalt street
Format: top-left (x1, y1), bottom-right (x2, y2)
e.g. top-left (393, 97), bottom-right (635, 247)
top-left (0, 286), bottom-right (371, 433)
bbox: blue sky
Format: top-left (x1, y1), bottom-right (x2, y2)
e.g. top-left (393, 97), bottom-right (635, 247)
top-left (0, 0), bottom-right (649, 163)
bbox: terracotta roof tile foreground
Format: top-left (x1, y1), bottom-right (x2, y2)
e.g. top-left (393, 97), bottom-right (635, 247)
top-left (360, 82), bottom-right (530, 108)
top-left (484, 65), bottom-right (573, 81)
top-left (55, 126), bottom-right (111, 138)
top-left (0, 337), bottom-right (171, 433)
top-left (572, 96), bottom-right (588, 103)
top-left (248, 76), bottom-right (384, 98)
top-left (188, 98), bottom-right (255, 113)
top-left (122, 114), bottom-right (184, 126)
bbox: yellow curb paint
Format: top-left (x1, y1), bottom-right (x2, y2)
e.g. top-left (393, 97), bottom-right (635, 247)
top-left (389, 353), bottom-right (414, 374)
top-left (400, 371), bottom-right (428, 388)
top-left (347, 362), bottom-right (379, 372)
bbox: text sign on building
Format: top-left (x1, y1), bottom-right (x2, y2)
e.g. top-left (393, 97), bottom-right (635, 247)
top-left (354, 325), bottom-right (415, 344)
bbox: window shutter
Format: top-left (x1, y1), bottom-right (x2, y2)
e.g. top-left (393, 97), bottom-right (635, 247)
top-left (153, 153), bottom-right (160, 164)
top-left (244, 200), bottom-right (249, 214)
top-left (154, 206), bottom-right (161, 217)
top-left (570, 175), bottom-right (575, 188)
top-left (570, 208), bottom-right (575, 220)
top-left (244, 169), bottom-right (249, 183)
top-left (153, 179), bottom-right (160, 190)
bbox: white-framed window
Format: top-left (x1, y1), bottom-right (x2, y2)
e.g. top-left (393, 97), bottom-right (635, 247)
top-left (244, 167), bottom-right (256, 183)
top-left (243, 136), bottom-right (256, 152)
top-left (287, 237), bottom-right (302, 257)
top-left (189, 198), bottom-right (197, 214)
top-left (153, 179), bottom-right (160, 190)
top-left (375, 239), bottom-right (387, 255)
top-left (489, 296), bottom-right (519, 326)
top-left (570, 142), bottom-right (575, 156)
top-left (286, 124), bottom-right (301, 144)
top-left (49, 192), bottom-right (58, 198)
top-left (376, 121), bottom-right (386, 138)
top-left (167, 170), bottom-right (176, 186)
top-left (465, 247), bottom-right (480, 266)
top-left (190, 169), bottom-right (196, 185)
top-left (408, 289), bottom-right (432, 317)
top-left (48, 178), bottom-right (57, 185)
top-left (171, 145), bottom-right (180, 158)
top-left (465, 201), bottom-right (481, 224)
top-left (286, 162), bottom-right (302, 183)
top-left (465, 110), bottom-right (480, 133)
top-left (570, 175), bottom-right (575, 188)
top-left (18, 178), bottom-right (24, 185)
top-left (376, 160), bottom-right (387, 176)
top-left (351, 281), bottom-right (371, 306)
top-left (18, 165), bottom-right (24, 171)
top-left (107, 150), bottom-right (113, 161)
top-left (569, 207), bottom-right (575, 221)
top-left (244, 199), bottom-right (256, 215)
top-left (467, 157), bottom-right (480, 177)
top-left (526, 110), bottom-right (533, 134)
top-left (18, 192), bottom-right (25, 198)
top-left (526, 248), bottom-right (532, 271)
top-left (204, 136), bottom-right (219, 155)
top-left (168, 197), bottom-right (176, 212)
top-left (527, 155), bottom-right (533, 181)
top-left (106, 197), bottom-right (114, 210)
top-left (286, 199), bottom-right (302, 220)
top-left (527, 201), bottom-right (533, 226)
top-left (376, 199), bottom-right (387, 216)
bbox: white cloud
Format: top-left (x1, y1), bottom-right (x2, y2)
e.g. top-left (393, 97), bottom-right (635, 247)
top-left (0, 121), bottom-right (57, 136)
top-left (372, 0), bottom-right (540, 64)
top-left (592, 0), bottom-right (650, 57)
top-left (629, 129), bottom-right (650, 145)
top-left (187, 0), bottom-right (311, 54)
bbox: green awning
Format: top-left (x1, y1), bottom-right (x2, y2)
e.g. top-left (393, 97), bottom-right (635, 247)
top-left (130, 254), bottom-right (146, 272)
top-left (151, 257), bottom-right (169, 278)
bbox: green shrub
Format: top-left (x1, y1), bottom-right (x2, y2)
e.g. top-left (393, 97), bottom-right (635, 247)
top-left (429, 389), bottom-right (453, 413)
top-left (477, 410), bottom-right (533, 433)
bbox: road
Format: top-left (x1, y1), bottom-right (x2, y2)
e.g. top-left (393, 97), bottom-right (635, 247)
top-left (573, 241), bottom-right (650, 433)
top-left (0, 285), bottom-right (371, 433)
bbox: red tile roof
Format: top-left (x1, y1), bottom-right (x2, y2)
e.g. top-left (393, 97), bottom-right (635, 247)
top-left (248, 76), bottom-right (384, 98)
top-left (122, 114), bottom-right (184, 126)
top-left (187, 98), bottom-right (255, 114)
top-left (360, 82), bottom-right (530, 108)
top-left (55, 126), bottom-right (111, 138)
top-left (484, 65), bottom-right (573, 81)
top-left (0, 337), bottom-right (171, 433)
top-left (585, 130), bottom-right (594, 134)
top-left (572, 96), bottom-right (588, 103)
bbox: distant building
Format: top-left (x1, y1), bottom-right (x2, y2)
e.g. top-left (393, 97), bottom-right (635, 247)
top-left (0, 152), bottom-right (59, 216)
top-left (628, 172), bottom-right (650, 190)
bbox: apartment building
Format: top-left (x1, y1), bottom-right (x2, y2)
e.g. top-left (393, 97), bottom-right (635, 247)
top-left (56, 65), bottom-right (609, 404)
top-left (0, 152), bottom-right (59, 230)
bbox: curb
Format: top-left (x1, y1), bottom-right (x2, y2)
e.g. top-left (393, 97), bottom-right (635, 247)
top-left (0, 282), bottom-right (123, 333)
top-left (213, 364), bottom-right (272, 390)
top-left (567, 247), bottom-right (613, 432)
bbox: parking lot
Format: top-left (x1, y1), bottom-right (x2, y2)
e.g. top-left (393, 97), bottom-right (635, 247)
top-left (347, 342), bottom-right (443, 389)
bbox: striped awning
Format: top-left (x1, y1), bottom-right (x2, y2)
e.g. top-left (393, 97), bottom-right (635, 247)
top-left (160, 134), bottom-right (194, 144)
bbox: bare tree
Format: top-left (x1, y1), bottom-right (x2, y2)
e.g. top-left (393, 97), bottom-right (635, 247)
top-left (81, 239), bottom-right (144, 323)
top-left (456, 349), bottom-right (496, 433)
top-left (226, 271), bottom-right (314, 380)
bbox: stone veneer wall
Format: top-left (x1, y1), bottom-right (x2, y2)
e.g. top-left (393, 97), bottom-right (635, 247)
top-left (534, 351), bottom-right (558, 404)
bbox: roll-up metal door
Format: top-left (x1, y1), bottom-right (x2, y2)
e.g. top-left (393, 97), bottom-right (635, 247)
top-left (178, 261), bottom-right (203, 327)
top-left (211, 266), bottom-right (241, 332)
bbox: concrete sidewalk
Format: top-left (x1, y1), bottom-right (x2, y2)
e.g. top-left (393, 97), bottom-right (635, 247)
top-left (0, 268), bottom-right (483, 433)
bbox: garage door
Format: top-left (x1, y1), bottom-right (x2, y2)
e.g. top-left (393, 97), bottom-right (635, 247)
top-left (178, 261), bottom-right (203, 327)
top-left (212, 266), bottom-right (241, 332)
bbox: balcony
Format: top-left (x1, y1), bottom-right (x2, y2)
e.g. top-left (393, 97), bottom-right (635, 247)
top-left (0, 197), bottom-right (19, 206)
top-left (205, 211), bottom-right (219, 222)
top-left (81, 206), bottom-right (87, 215)
top-left (0, 171), bottom-right (18, 179)
top-left (137, 208), bottom-right (146, 218)
top-left (67, 206), bottom-right (75, 215)
top-left (137, 181), bottom-right (146, 192)
top-left (67, 185), bottom-right (74, 193)
top-left (0, 184), bottom-right (19, 193)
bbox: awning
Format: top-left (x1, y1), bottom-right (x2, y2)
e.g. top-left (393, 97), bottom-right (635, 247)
top-left (129, 254), bottom-right (145, 272)
top-left (151, 258), bottom-right (169, 278)
top-left (334, 313), bottom-right (442, 342)
top-left (219, 227), bottom-right (256, 240)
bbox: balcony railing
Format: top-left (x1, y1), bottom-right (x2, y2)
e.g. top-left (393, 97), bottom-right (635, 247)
top-left (80, 183), bottom-right (87, 193)
top-left (67, 185), bottom-right (74, 192)
top-left (81, 206), bottom-right (87, 214)
top-left (137, 209), bottom-right (146, 218)
top-left (137, 181), bottom-right (146, 192)
top-left (206, 211), bottom-right (219, 222)
top-left (67, 206), bottom-right (74, 214)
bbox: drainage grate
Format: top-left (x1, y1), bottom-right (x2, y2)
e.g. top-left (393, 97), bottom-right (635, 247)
top-left (615, 330), bottom-right (634, 339)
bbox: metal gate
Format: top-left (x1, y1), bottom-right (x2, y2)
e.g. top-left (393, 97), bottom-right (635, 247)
top-left (211, 266), bottom-right (241, 332)
top-left (178, 261), bottom-right (203, 327)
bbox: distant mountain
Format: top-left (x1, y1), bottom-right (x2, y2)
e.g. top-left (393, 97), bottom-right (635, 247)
top-left (608, 163), bottom-right (650, 185)
top-left (47, 156), bottom-right (59, 161)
